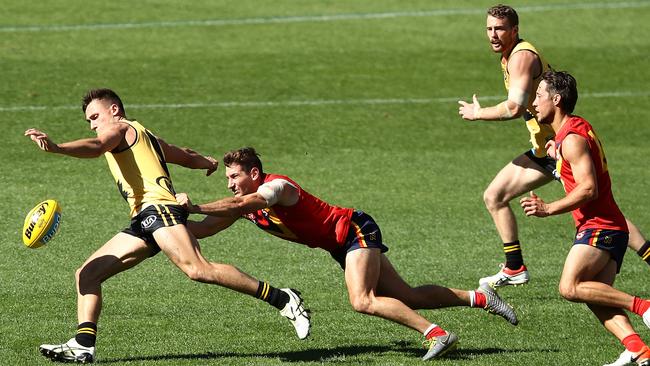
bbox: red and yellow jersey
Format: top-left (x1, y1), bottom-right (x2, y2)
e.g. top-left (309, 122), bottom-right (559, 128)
top-left (501, 39), bottom-right (555, 157)
top-left (555, 116), bottom-right (627, 231)
top-left (104, 120), bottom-right (177, 217)
top-left (242, 174), bottom-right (354, 251)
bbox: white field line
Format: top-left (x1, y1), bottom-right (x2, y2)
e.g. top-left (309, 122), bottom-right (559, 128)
top-left (1, 1), bottom-right (649, 33)
top-left (1, 91), bottom-right (648, 113)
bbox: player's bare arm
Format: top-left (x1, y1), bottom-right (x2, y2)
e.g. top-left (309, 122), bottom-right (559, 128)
top-left (458, 51), bottom-right (538, 121)
top-left (177, 192), bottom-right (268, 217)
top-left (24, 123), bottom-right (127, 158)
top-left (157, 137), bottom-right (218, 176)
top-left (187, 215), bottom-right (238, 239)
top-left (521, 134), bottom-right (597, 217)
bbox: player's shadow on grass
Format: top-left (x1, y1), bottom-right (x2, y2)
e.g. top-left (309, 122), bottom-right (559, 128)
top-left (101, 341), bottom-right (553, 363)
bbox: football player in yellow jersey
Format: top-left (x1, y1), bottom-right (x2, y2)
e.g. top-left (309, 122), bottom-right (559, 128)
top-left (24, 89), bottom-right (310, 363)
top-left (457, 5), bottom-right (650, 291)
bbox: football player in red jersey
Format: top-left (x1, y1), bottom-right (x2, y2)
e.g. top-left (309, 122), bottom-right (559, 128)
top-left (177, 147), bottom-right (519, 361)
top-left (521, 71), bottom-right (650, 364)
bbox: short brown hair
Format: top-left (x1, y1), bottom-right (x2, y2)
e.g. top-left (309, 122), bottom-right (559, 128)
top-left (487, 4), bottom-right (519, 27)
top-left (223, 147), bottom-right (263, 173)
top-left (82, 88), bottom-right (125, 115)
top-left (541, 71), bottom-right (578, 114)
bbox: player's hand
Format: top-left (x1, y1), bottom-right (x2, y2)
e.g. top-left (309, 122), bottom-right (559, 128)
top-left (520, 191), bottom-right (550, 217)
top-left (176, 193), bottom-right (198, 213)
top-left (24, 128), bottom-right (59, 152)
top-left (458, 94), bottom-right (482, 120)
top-left (545, 140), bottom-right (557, 160)
top-left (205, 156), bottom-right (219, 176)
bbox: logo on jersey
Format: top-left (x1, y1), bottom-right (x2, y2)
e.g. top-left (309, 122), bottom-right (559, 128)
top-left (576, 231), bottom-right (585, 240)
top-left (247, 208), bottom-right (297, 240)
top-left (156, 176), bottom-right (176, 195)
top-left (141, 215), bottom-right (157, 229)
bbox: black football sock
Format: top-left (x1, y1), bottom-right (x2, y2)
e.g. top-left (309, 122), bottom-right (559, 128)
top-left (503, 240), bottom-right (524, 269)
top-left (255, 281), bottom-right (290, 310)
top-left (637, 241), bottom-right (650, 266)
top-left (75, 322), bottom-right (97, 348)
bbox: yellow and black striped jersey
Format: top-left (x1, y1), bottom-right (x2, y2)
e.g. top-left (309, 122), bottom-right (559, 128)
top-left (104, 120), bottom-right (177, 217)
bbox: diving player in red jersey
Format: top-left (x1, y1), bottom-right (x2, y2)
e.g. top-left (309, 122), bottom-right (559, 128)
top-left (520, 71), bottom-right (650, 365)
top-left (176, 147), bottom-right (519, 361)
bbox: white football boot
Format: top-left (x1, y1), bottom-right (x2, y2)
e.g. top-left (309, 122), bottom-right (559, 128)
top-left (479, 264), bottom-right (529, 288)
top-left (279, 288), bottom-right (311, 339)
top-left (603, 349), bottom-right (634, 366)
top-left (40, 338), bottom-right (95, 363)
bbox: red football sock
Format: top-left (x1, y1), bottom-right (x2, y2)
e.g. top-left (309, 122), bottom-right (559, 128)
top-left (472, 291), bottom-right (487, 308)
top-left (424, 325), bottom-right (447, 340)
top-left (631, 296), bottom-right (650, 317)
top-left (622, 333), bottom-right (646, 353)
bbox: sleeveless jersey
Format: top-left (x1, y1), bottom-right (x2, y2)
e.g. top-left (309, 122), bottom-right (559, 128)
top-left (555, 116), bottom-right (627, 231)
top-left (104, 120), bottom-right (177, 217)
top-left (242, 174), bottom-right (354, 251)
top-left (501, 39), bottom-right (555, 157)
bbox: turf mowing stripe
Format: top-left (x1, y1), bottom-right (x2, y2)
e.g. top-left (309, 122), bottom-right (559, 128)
top-left (1, 1), bottom-right (649, 33)
top-left (2, 91), bottom-right (649, 112)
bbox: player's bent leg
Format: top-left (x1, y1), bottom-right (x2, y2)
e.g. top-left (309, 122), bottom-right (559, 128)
top-left (480, 154), bottom-right (552, 287)
top-left (345, 248), bottom-right (460, 360)
top-left (559, 245), bottom-right (634, 309)
top-left (154, 225), bottom-right (311, 338)
top-left (76, 232), bottom-right (152, 323)
top-left (40, 232), bottom-right (151, 363)
top-left (154, 225), bottom-right (259, 295)
top-left (375, 254), bottom-right (469, 309)
top-left (344, 248), bottom-right (430, 331)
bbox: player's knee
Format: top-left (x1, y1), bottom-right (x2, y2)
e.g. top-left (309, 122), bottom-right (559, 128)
top-left (75, 264), bottom-right (101, 293)
top-left (483, 188), bottom-right (505, 210)
top-left (349, 294), bottom-right (375, 315)
top-left (181, 263), bottom-right (209, 282)
top-left (558, 282), bottom-right (579, 302)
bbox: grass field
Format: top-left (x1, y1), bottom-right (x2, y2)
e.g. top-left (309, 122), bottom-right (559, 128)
top-left (2, 1), bottom-right (650, 365)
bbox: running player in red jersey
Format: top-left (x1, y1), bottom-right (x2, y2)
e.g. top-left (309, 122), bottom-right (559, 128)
top-left (176, 147), bottom-right (519, 361)
top-left (458, 4), bottom-right (650, 290)
top-left (520, 71), bottom-right (650, 365)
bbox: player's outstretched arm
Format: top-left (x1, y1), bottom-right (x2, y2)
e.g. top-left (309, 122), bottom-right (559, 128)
top-left (458, 51), bottom-right (537, 121)
top-left (177, 192), bottom-right (269, 217)
top-left (186, 215), bottom-right (238, 239)
top-left (24, 124), bottom-right (125, 158)
top-left (158, 138), bottom-right (218, 176)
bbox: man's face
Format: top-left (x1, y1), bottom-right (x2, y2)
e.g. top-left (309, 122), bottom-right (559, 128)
top-left (85, 99), bottom-right (118, 133)
top-left (486, 15), bottom-right (518, 53)
top-left (532, 80), bottom-right (555, 124)
top-left (225, 163), bottom-right (258, 197)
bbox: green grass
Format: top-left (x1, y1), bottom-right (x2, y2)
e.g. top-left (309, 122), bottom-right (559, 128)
top-left (2, 0), bottom-right (650, 365)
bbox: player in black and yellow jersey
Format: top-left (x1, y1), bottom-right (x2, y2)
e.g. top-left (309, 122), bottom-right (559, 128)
top-left (457, 4), bottom-right (650, 290)
top-left (25, 89), bottom-right (310, 363)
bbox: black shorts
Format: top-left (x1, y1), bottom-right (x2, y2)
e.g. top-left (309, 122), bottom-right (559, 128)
top-left (329, 210), bottom-right (389, 269)
top-left (573, 228), bottom-right (628, 273)
top-left (122, 204), bottom-right (188, 256)
top-left (524, 150), bottom-right (559, 180)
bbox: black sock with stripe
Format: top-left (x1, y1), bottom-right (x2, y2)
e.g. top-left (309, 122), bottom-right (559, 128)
top-left (503, 240), bottom-right (524, 269)
top-left (637, 241), bottom-right (650, 266)
top-left (75, 322), bottom-right (97, 348)
top-left (256, 281), bottom-right (289, 310)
